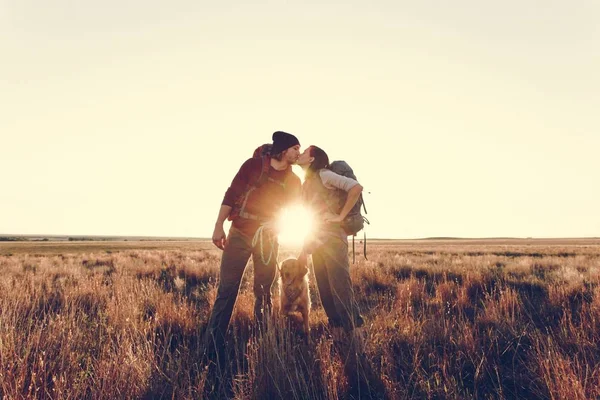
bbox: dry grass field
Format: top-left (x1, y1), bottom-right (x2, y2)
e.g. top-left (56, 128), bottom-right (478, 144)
top-left (1, 238), bottom-right (599, 399)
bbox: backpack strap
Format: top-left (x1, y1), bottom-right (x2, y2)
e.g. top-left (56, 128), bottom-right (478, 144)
top-left (360, 193), bottom-right (367, 214)
top-left (256, 155), bottom-right (270, 187)
top-left (235, 156), bottom-right (270, 221)
top-left (350, 232), bottom-right (368, 264)
top-left (363, 230), bottom-right (367, 261)
top-left (236, 156), bottom-right (288, 221)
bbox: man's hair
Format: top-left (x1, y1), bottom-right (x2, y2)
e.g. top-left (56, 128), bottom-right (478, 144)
top-left (271, 150), bottom-right (284, 161)
top-left (306, 145), bottom-right (329, 178)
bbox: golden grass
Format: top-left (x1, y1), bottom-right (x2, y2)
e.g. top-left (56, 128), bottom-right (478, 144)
top-left (0, 240), bottom-right (599, 399)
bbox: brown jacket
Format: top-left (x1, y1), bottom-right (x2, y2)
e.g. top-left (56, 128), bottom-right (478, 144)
top-left (223, 157), bottom-right (301, 236)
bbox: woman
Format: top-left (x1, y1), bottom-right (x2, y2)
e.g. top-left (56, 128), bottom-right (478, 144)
top-left (297, 145), bottom-right (364, 332)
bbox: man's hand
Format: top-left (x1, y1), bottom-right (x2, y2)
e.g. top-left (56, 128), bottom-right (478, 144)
top-left (212, 225), bottom-right (227, 250)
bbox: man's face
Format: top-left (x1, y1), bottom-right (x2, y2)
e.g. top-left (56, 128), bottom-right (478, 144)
top-left (283, 145), bottom-right (301, 164)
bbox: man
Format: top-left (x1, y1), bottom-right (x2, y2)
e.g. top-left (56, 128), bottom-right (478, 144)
top-left (203, 131), bottom-right (302, 366)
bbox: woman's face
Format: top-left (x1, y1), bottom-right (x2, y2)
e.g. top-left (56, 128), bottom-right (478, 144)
top-left (296, 146), bottom-right (314, 167)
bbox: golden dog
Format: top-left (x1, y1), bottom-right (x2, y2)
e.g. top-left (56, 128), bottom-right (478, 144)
top-left (279, 258), bottom-right (311, 336)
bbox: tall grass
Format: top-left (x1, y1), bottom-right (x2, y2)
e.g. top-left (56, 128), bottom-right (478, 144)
top-left (0, 242), bottom-right (599, 399)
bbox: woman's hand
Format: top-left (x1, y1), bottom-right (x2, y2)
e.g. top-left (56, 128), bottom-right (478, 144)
top-left (298, 251), bottom-right (308, 266)
top-left (324, 213), bottom-right (344, 223)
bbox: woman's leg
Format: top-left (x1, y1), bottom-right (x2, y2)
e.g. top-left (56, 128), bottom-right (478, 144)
top-left (312, 244), bottom-right (345, 328)
top-left (321, 235), bottom-right (364, 331)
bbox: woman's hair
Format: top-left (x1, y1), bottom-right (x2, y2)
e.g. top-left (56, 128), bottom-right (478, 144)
top-left (306, 145), bottom-right (330, 179)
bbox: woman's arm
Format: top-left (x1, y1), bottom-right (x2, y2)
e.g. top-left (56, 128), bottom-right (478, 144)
top-left (338, 183), bottom-right (363, 219)
top-left (318, 169), bottom-right (363, 222)
top-left (325, 183), bottom-right (363, 222)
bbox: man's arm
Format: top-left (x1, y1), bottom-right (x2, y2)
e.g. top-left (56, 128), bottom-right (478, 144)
top-left (212, 204), bottom-right (232, 250)
top-left (222, 158), bottom-right (258, 208)
top-left (212, 158), bottom-right (258, 250)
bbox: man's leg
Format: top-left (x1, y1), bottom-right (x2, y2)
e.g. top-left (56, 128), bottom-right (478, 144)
top-left (251, 233), bottom-right (279, 325)
top-left (203, 228), bottom-right (252, 365)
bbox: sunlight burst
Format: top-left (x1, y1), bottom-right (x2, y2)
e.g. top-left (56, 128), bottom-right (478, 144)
top-left (276, 205), bottom-right (315, 248)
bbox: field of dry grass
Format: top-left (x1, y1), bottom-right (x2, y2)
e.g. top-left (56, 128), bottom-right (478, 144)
top-left (1, 239), bottom-right (599, 399)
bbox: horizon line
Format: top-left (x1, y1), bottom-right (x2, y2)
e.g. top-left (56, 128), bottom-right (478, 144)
top-left (2, 233), bottom-right (599, 241)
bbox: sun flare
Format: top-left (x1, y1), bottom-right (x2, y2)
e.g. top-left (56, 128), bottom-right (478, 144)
top-left (276, 205), bottom-right (315, 248)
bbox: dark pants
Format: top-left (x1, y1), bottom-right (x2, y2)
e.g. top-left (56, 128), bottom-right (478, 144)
top-left (312, 231), bottom-right (364, 331)
top-left (203, 226), bottom-right (279, 363)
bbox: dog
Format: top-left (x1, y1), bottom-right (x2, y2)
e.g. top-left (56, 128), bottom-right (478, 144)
top-left (279, 258), bottom-right (311, 336)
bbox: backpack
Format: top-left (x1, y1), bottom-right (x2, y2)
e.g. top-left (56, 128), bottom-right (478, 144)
top-left (230, 144), bottom-right (284, 222)
top-left (253, 143), bottom-right (272, 159)
top-left (325, 160), bottom-right (370, 262)
top-left (328, 161), bottom-right (369, 235)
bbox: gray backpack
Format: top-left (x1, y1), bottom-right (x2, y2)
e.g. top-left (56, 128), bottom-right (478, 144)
top-left (327, 161), bottom-right (370, 261)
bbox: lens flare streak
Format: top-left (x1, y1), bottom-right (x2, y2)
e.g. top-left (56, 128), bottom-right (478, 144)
top-left (276, 205), bottom-right (315, 248)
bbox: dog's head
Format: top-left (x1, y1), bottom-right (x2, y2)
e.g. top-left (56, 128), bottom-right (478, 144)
top-left (279, 258), bottom-right (309, 284)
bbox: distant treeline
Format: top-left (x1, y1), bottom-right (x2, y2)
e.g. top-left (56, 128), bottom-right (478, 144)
top-left (0, 237), bottom-right (49, 242)
top-left (0, 237), bottom-right (21, 242)
top-left (0, 236), bottom-right (111, 242)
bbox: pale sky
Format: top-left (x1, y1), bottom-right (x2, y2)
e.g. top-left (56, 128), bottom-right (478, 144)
top-left (1, 0), bottom-right (599, 239)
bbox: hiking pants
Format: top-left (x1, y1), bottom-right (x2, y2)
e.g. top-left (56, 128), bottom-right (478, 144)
top-left (312, 231), bottom-right (364, 331)
top-left (204, 226), bottom-right (279, 360)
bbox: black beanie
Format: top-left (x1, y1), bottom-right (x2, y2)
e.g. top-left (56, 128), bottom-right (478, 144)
top-left (271, 131), bottom-right (300, 155)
